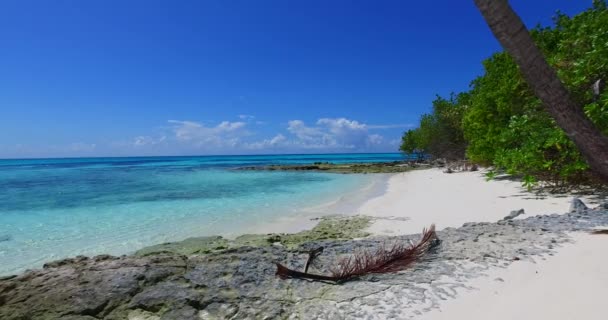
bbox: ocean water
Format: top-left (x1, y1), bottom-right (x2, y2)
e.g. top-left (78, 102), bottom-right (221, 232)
top-left (0, 153), bottom-right (407, 275)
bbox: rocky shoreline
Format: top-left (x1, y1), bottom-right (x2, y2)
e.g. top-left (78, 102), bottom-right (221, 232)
top-left (235, 159), bottom-right (443, 174)
top-left (1, 199), bottom-right (607, 319)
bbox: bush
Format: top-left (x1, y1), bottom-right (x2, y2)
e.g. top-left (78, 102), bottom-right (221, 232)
top-left (400, 93), bottom-right (468, 160)
top-left (402, 1), bottom-right (608, 187)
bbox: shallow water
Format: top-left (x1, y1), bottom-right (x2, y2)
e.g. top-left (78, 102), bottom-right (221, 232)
top-left (0, 153), bottom-right (407, 275)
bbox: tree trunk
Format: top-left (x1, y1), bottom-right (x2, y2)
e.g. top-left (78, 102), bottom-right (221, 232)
top-left (474, 0), bottom-right (608, 182)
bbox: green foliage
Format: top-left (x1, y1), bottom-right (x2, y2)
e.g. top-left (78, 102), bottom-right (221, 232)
top-left (522, 175), bottom-right (538, 192)
top-left (400, 93), bottom-right (468, 160)
top-left (403, 1), bottom-right (608, 186)
top-left (551, 1), bottom-right (608, 134)
top-left (484, 170), bottom-right (497, 181)
top-left (463, 52), bottom-right (540, 165)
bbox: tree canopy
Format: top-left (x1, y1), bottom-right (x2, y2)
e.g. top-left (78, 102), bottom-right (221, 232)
top-left (401, 1), bottom-right (608, 187)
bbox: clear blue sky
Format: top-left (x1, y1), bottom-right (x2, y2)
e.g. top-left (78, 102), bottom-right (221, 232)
top-left (0, 0), bottom-right (591, 158)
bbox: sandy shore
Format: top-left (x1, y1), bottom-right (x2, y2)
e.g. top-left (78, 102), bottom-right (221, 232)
top-left (355, 168), bottom-right (606, 320)
top-left (419, 231), bottom-right (608, 320)
top-left (252, 167), bottom-right (606, 319)
top-left (357, 168), bottom-right (599, 235)
top-left (236, 173), bottom-right (392, 236)
top-left (248, 167), bottom-right (599, 237)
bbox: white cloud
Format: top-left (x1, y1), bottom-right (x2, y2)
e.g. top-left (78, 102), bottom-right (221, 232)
top-left (269, 134), bottom-right (286, 145)
top-left (316, 118), bottom-right (368, 148)
top-left (245, 134), bottom-right (287, 150)
top-left (217, 121), bottom-right (246, 131)
top-left (20, 117), bottom-right (400, 158)
top-left (367, 134), bottom-right (384, 145)
top-left (239, 117), bottom-right (394, 152)
top-left (133, 135), bottom-right (166, 147)
top-left (280, 117), bottom-right (393, 151)
top-left (317, 118), bottom-right (366, 131)
top-left (168, 120), bottom-right (247, 146)
top-left (286, 120), bottom-right (324, 141)
top-left (1, 110), bottom-right (410, 158)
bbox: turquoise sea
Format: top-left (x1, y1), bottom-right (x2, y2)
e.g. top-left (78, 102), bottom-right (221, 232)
top-left (0, 153), bottom-right (407, 275)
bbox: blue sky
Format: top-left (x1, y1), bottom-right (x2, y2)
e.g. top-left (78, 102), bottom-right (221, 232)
top-left (0, 0), bottom-right (591, 158)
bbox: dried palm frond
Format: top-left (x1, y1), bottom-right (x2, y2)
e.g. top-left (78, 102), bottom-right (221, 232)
top-left (331, 224), bottom-right (437, 280)
top-left (276, 224), bottom-right (438, 283)
top-left (304, 247), bottom-right (324, 273)
top-left (590, 229), bottom-right (608, 235)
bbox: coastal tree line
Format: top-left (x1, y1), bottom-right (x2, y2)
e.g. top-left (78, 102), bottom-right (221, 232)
top-left (401, 0), bottom-right (608, 187)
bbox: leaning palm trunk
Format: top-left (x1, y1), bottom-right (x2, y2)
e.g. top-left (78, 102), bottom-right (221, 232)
top-left (474, 0), bottom-right (608, 182)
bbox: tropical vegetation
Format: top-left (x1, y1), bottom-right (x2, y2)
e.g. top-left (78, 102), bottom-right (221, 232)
top-left (401, 1), bottom-right (608, 187)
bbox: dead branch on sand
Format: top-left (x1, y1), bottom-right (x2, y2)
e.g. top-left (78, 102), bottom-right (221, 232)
top-left (590, 229), bottom-right (608, 235)
top-left (276, 224), bottom-right (439, 283)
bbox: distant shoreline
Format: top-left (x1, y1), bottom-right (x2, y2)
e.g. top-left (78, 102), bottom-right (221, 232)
top-left (235, 160), bottom-right (427, 173)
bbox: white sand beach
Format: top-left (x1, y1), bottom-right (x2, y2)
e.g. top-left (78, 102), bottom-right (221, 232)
top-left (235, 167), bottom-right (607, 319)
top-left (419, 231), bottom-right (608, 320)
top-left (250, 168), bottom-right (599, 237)
top-left (356, 168), bottom-right (598, 235)
top-left (253, 167), bottom-right (606, 319)
top-left (355, 168), bottom-right (607, 320)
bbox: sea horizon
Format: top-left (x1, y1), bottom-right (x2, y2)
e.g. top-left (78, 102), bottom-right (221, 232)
top-left (0, 151), bottom-right (407, 161)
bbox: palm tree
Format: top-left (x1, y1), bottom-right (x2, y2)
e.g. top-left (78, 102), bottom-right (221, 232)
top-left (474, 0), bottom-right (608, 182)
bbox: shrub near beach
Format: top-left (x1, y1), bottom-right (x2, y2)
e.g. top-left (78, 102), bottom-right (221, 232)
top-left (402, 1), bottom-right (608, 187)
